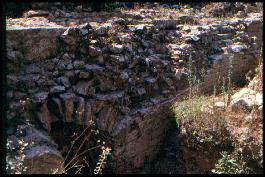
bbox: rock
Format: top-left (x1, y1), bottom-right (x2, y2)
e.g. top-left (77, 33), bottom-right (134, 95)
top-left (56, 77), bottom-right (71, 88)
top-left (98, 55), bottom-right (104, 64)
top-left (189, 35), bottom-right (200, 42)
top-left (88, 46), bottom-right (102, 57)
top-left (20, 75), bottom-right (37, 88)
top-left (98, 77), bottom-right (116, 92)
top-left (57, 60), bottom-right (67, 70)
top-left (179, 15), bottom-right (198, 24)
top-left (50, 86), bottom-right (65, 94)
top-left (14, 91), bottom-right (27, 99)
top-left (28, 88), bottom-right (39, 94)
top-left (160, 4), bottom-right (169, 8)
top-left (183, 26), bottom-right (191, 32)
top-left (120, 72), bottom-right (129, 81)
top-left (79, 71), bottom-right (91, 79)
top-left (64, 70), bottom-right (75, 78)
top-left (85, 64), bottom-right (104, 72)
top-left (7, 50), bottom-right (17, 60)
top-left (47, 79), bottom-right (57, 87)
top-left (50, 98), bottom-right (64, 120)
top-left (34, 92), bottom-right (49, 103)
top-left (73, 61), bottom-right (85, 69)
top-left (144, 55), bottom-right (163, 67)
top-left (52, 58), bottom-right (59, 64)
top-left (25, 64), bottom-right (41, 74)
top-left (174, 68), bottom-right (186, 80)
top-left (23, 145), bottom-right (65, 174)
top-left (60, 29), bottom-right (77, 46)
top-left (218, 25), bottom-right (235, 33)
top-left (96, 105), bottom-right (117, 132)
top-left (214, 101), bottom-right (226, 111)
top-left (7, 125), bottom-right (65, 174)
top-left (110, 55), bottom-right (125, 63)
top-left (7, 75), bottom-right (18, 85)
top-left (22, 127), bottom-right (58, 147)
top-left (171, 5), bottom-right (181, 9)
top-left (83, 101), bottom-right (94, 125)
top-left (37, 102), bottom-right (53, 132)
top-left (62, 53), bottom-right (71, 61)
top-left (75, 97), bottom-right (85, 124)
top-left (23, 10), bottom-right (49, 18)
top-left (198, 25), bottom-right (211, 31)
top-left (230, 88), bottom-right (263, 112)
top-left (46, 62), bottom-right (55, 71)
top-left (94, 24), bottom-right (112, 35)
top-left (137, 88), bottom-right (146, 95)
top-left (231, 44), bottom-right (247, 53)
top-left (222, 39), bottom-right (233, 45)
top-left (217, 33), bottom-right (233, 40)
top-left (59, 93), bottom-right (75, 122)
top-left (164, 77), bottom-right (174, 87)
top-left (53, 71), bottom-right (59, 77)
top-left (136, 108), bottom-right (150, 116)
top-left (144, 77), bottom-right (157, 84)
top-left (66, 63), bottom-right (73, 70)
top-left (179, 43), bottom-right (192, 51)
top-left (208, 54), bottom-right (223, 61)
top-left (73, 81), bottom-right (94, 96)
top-left (162, 90), bottom-right (170, 95)
top-left (110, 44), bottom-right (124, 54)
top-left (96, 91), bottom-right (124, 101)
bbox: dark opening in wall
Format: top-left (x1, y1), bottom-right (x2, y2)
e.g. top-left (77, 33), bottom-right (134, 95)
top-left (49, 122), bottom-right (113, 174)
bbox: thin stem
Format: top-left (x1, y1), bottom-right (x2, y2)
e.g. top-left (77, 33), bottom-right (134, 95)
top-left (64, 144), bottom-right (103, 170)
top-left (64, 126), bottom-right (90, 164)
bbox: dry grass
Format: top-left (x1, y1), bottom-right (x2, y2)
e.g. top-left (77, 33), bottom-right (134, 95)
top-left (173, 83), bottom-right (263, 173)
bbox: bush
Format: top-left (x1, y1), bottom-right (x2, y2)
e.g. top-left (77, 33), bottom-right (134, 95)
top-left (212, 151), bottom-right (249, 174)
top-left (173, 95), bottom-right (234, 153)
top-left (173, 92), bottom-right (263, 173)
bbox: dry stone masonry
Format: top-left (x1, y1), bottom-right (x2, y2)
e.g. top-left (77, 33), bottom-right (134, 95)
top-left (6, 5), bottom-right (263, 174)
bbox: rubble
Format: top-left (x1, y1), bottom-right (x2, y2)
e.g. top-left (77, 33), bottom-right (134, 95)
top-left (6, 2), bottom-right (263, 174)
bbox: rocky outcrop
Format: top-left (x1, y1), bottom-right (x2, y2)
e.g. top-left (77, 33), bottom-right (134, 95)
top-left (230, 88), bottom-right (262, 112)
top-left (7, 125), bottom-right (65, 174)
top-left (6, 6), bottom-right (263, 173)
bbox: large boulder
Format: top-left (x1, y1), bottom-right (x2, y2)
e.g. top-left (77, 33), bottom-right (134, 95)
top-left (230, 88), bottom-right (262, 112)
top-left (23, 145), bottom-right (65, 174)
top-left (7, 125), bottom-right (65, 174)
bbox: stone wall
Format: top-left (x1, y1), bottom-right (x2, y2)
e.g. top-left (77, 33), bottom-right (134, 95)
top-left (6, 13), bottom-right (262, 173)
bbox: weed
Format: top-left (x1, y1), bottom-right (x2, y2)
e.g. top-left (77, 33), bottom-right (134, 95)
top-left (212, 151), bottom-right (249, 174)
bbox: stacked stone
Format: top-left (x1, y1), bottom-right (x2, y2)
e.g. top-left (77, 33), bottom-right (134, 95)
top-left (6, 11), bottom-right (262, 173)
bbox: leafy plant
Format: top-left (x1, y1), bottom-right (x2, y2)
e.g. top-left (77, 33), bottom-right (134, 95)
top-left (173, 95), bottom-right (233, 152)
top-left (212, 151), bottom-right (249, 174)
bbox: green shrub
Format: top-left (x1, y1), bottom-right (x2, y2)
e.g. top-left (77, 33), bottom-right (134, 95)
top-left (212, 151), bottom-right (250, 174)
top-left (172, 95), bottom-right (234, 152)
